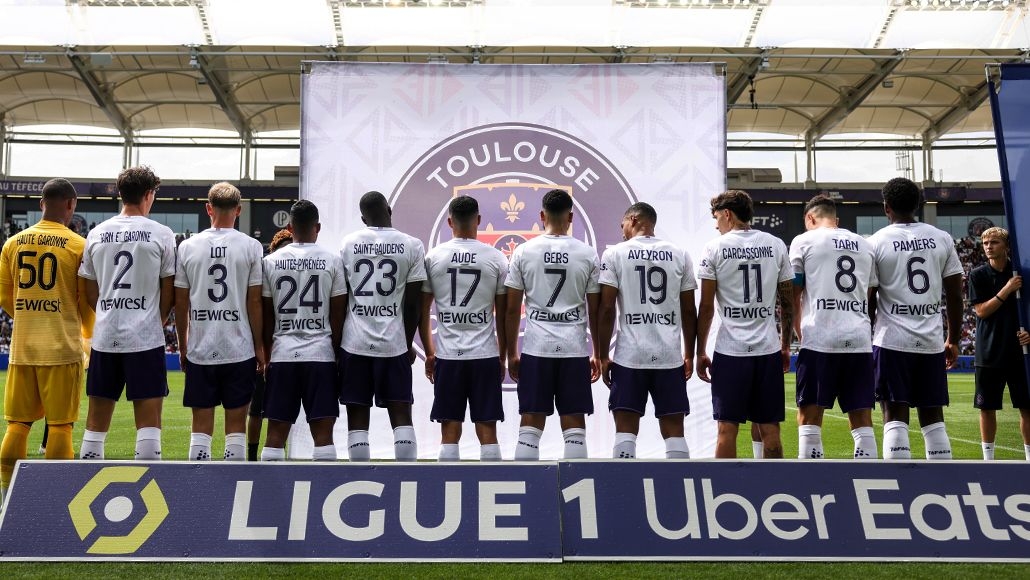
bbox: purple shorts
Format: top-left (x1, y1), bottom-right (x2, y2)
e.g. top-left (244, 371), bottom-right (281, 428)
top-left (795, 349), bottom-right (874, 413)
top-left (264, 361), bottom-right (340, 423)
top-left (517, 354), bottom-right (593, 416)
top-left (431, 357), bottom-right (504, 423)
top-left (338, 349), bottom-right (413, 408)
top-left (183, 358), bottom-right (257, 410)
top-left (86, 347), bottom-right (169, 401)
top-left (609, 363), bottom-right (688, 417)
top-left (873, 347), bottom-right (949, 408)
top-left (711, 351), bottom-right (784, 424)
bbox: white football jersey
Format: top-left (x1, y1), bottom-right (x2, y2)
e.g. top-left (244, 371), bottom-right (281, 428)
top-left (423, 238), bottom-right (508, 360)
top-left (175, 228), bottom-right (264, 365)
top-left (340, 227), bottom-right (428, 358)
top-left (868, 222), bottom-right (963, 353)
top-left (697, 228), bottom-right (792, 357)
top-left (789, 227), bottom-right (877, 353)
top-left (262, 243), bottom-right (347, 363)
top-left (599, 236), bottom-right (697, 369)
top-left (505, 234), bottom-right (600, 358)
top-left (78, 215), bottom-right (176, 353)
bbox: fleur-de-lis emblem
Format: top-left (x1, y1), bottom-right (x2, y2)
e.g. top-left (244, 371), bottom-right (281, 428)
top-left (500, 194), bottom-right (525, 223)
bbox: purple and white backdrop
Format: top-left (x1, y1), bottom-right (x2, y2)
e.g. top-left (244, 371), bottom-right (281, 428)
top-left (299, 62), bottom-right (726, 459)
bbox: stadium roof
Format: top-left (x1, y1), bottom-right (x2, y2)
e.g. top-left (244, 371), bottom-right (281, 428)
top-left (1, 0), bottom-right (1028, 142)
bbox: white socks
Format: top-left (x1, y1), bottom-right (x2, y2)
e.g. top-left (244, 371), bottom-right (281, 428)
top-left (261, 446), bottom-right (285, 461)
top-left (480, 444), bottom-right (501, 461)
top-left (664, 436), bottom-right (689, 459)
top-left (798, 425), bottom-right (824, 459)
top-left (80, 429), bottom-right (107, 460)
top-left (394, 426), bottom-right (417, 461)
top-left (1025, 444), bottom-right (1030, 461)
top-left (312, 444), bottom-right (337, 461)
top-left (982, 442), bottom-right (995, 461)
top-left (438, 443), bottom-right (460, 462)
top-left (752, 440), bottom-right (764, 459)
top-left (189, 433), bottom-right (212, 461)
top-left (921, 422), bottom-right (952, 460)
top-left (515, 426), bottom-right (542, 460)
top-left (613, 432), bottom-right (637, 459)
top-left (224, 433), bottom-right (246, 461)
top-left (883, 421), bottom-right (911, 459)
top-left (563, 428), bottom-right (587, 459)
top-left (852, 426), bottom-right (877, 459)
top-left (135, 427), bottom-right (162, 460)
top-left (348, 430), bottom-right (371, 461)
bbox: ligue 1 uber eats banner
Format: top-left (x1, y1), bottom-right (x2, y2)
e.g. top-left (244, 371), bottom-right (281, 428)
top-left (2, 461), bottom-right (1030, 561)
top-left (299, 62), bottom-right (726, 460)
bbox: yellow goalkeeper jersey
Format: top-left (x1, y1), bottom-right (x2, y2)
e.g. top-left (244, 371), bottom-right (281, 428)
top-left (0, 220), bottom-right (95, 365)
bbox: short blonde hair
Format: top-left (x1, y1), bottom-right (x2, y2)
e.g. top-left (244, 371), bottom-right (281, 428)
top-left (208, 182), bottom-right (241, 210)
top-left (981, 226), bottom-right (1008, 245)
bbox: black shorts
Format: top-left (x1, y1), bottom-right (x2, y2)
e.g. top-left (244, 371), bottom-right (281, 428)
top-left (183, 358), bottom-right (256, 410)
top-left (975, 364), bottom-right (1030, 410)
top-left (86, 347), bottom-right (169, 401)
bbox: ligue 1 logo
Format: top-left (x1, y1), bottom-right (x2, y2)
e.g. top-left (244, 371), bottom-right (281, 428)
top-left (391, 122), bottom-right (636, 386)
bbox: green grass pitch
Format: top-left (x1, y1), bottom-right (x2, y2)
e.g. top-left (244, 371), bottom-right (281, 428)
top-left (2, 371), bottom-right (1030, 578)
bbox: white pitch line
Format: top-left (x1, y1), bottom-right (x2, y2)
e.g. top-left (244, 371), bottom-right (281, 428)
top-left (786, 406), bottom-right (1026, 454)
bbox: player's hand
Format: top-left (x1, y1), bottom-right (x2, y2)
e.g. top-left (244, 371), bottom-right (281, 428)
top-left (424, 353), bottom-right (436, 384)
top-left (498, 357), bottom-right (507, 382)
top-left (683, 356), bottom-right (694, 381)
top-left (696, 353), bottom-right (712, 383)
top-left (508, 354), bottom-right (520, 382)
top-left (408, 346), bottom-right (417, 365)
top-left (589, 356), bottom-right (601, 383)
top-left (600, 357), bottom-right (612, 387)
top-left (1002, 274), bottom-right (1023, 297)
top-left (255, 348), bottom-right (268, 376)
top-left (943, 341), bottom-right (959, 370)
top-left (1018, 330), bottom-right (1030, 346)
top-left (781, 347), bottom-right (791, 374)
top-left (179, 352), bottom-right (187, 372)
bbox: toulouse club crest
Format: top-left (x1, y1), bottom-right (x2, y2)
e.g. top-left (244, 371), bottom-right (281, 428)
top-left (391, 122), bottom-right (636, 385)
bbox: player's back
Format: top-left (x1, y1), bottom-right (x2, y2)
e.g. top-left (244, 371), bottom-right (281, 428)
top-left (340, 227), bottom-right (427, 357)
top-left (868, 222), bottom-right (962, 353)
top-left (790, 227), bottom-right (876, 353)
top-left (507, 234), bottom-right (599, 358)
top-left (262, 242), bottom-right (346, 363)
top-left (424, 238), bottom-right (508, 359)
top-left (79, 215), bottom-right (176, 353)
top-left (600, 236), bottom-right (696, 368)
top-left (0, 220), bottom-right (88, 365)
top-left (176, 227), bottom-right (264, 364)
top-left (699, 228), bottom-right (791, 356)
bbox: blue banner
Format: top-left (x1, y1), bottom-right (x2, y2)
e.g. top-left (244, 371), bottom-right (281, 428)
top-left (0, 461), bottom-right (561, 561)
top-left (988, 63), bottom-right (1030, 396)
top-left (559, 461), bottom-right (1030, 561)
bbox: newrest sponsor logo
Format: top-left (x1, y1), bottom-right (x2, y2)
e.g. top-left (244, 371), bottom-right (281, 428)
top-left (1, 461), bottom-right (1030, 561)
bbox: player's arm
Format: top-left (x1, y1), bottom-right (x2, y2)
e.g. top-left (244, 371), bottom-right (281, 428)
top-left (159, 275), bottom-right (175, 324)
top-left (942, 273), bottom-right (964, 369)
top-left (174, 286), bottom-right (190, 368)
top-left (402, 281), bottom-right (422, 353)
top-left (246, 285), bottom-right (265, 373)
top-left (586, 290), bottom-right (601, 383)
top-left (596, 284), bottom-right (618, 386)
top-left (867, 286), bottom-right (878, 328)
top-left (419, 291), bottom-right (436, 383)
top-left (494, 290), bottom-right (508, 381)
top-left (695, 279), bottom-right (716, 383)
top-left (0, 248), bottom-right (14, 317)
top-left (777, 279), bottom-right (794, 373)
top-left (82, 276), bottom-right (100, 311)
top-left (504, 287), bottom-right (523, 381)
top-left (329, 293), bottom-right (347, 356)
top-left (76, 276), bottom-right (96, 338)
top-left (680, 289), bottom-right (697, 380)
top-left (791, 273), bottom-right (804, 341)
top-left (262, 296), bottom-right (274, 363)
